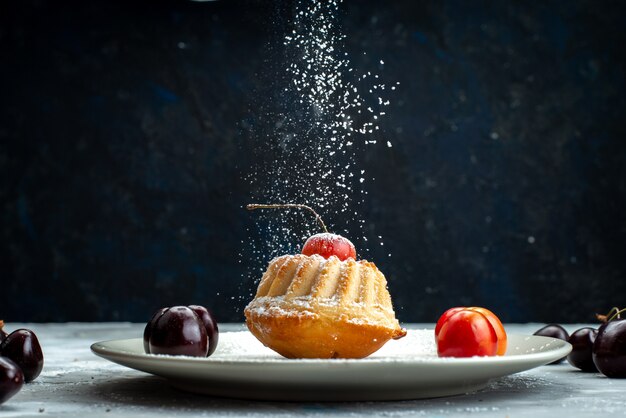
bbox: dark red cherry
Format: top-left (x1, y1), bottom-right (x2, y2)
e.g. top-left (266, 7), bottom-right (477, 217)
top-left (148, 306), bottom-right (208, 357)
top-left (593, 319), bottom-right (626, 378)
top-left (567, 327), bottom-right (598, 372)
top-left (0, 357), bottom-right (24, 405)
top-left (302, 232), bottom-right (356, 261)
top-left (143, 308), bottom-right (168, 354)
top-left (189, 305), bottom-right (219, 356)
top-left (0, 329), bottom-right (44, 382)
top-left (533, 324), bottom-right (569, 364)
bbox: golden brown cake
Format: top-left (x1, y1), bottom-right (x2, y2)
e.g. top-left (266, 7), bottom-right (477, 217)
top-left (244, 253), bottom-right (406, 359)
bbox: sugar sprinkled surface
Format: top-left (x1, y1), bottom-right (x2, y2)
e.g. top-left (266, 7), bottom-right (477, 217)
top-left (207, 330), bottom-right (435, 362)
top-left (13, 324), bottom-right (626, 416)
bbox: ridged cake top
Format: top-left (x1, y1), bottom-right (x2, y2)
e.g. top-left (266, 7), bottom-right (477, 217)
top-left (254, 254), bottom-right (394, 310)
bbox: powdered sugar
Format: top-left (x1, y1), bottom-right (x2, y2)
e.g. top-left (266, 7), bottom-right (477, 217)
top-left (241, 0), bottom-right (398, 304)
top-left (210, 330), bottom-right (435, 362)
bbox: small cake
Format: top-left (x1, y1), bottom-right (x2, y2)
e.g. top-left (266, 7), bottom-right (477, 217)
top-left (244, 253), bottom-right (406, 359)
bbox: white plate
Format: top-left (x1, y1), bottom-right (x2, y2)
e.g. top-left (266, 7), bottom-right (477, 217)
top-left (91, 330), bottom-right (571, 401)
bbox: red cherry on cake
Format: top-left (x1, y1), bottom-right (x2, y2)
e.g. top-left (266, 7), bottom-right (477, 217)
top-left (302, 232), bottom-right (356, 261)
top-left (247, 203), bottom-right (357, 260)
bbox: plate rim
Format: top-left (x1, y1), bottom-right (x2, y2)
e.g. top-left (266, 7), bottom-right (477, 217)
top-left (91, 332), bottom-right (572, 367)
top-left (90, 331), bottom-right (573, 401)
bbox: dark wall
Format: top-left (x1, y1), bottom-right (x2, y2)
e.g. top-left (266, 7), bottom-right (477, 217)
top-left (1, 0), bottom-right (625, 323)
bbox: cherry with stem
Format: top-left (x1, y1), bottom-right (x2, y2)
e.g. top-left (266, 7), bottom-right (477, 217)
top-left (247, 203), bottom-right (357, 261)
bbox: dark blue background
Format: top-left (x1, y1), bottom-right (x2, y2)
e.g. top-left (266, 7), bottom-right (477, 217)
top-left (1, 0), bottom-right (625, 323)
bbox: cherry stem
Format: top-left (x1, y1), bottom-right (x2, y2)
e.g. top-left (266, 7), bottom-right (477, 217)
top-left (607, 307), bottom-right (619, 318)
top-left (607, 307), bottom-right (626, 322)
top-left (246, 203), bottom-right (329, 233)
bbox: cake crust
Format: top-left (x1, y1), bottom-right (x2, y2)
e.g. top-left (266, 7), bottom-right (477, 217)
top-left (244, 254), bottom-right (406, 359)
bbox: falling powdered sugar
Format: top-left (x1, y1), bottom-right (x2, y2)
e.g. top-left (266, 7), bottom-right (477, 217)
top-left (241, 0), bottom-right (398, 303)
